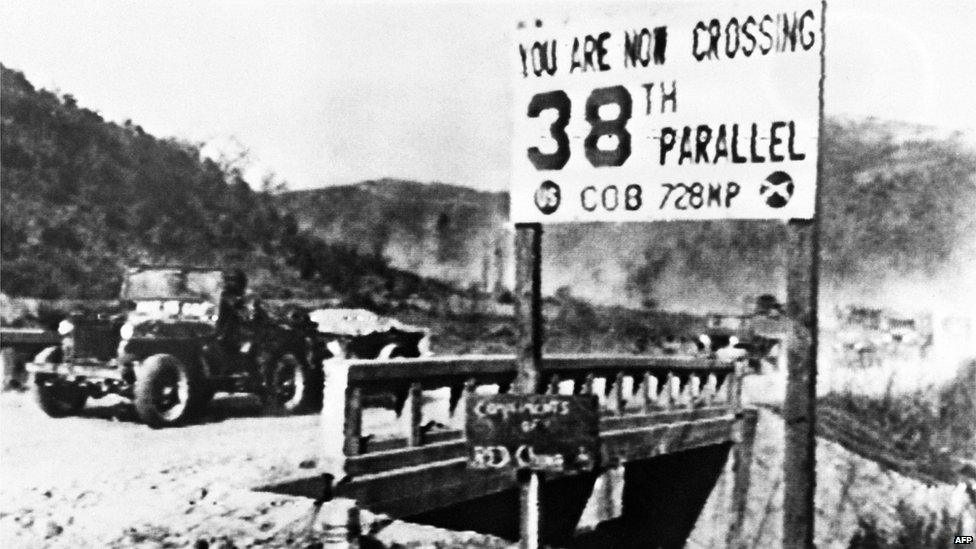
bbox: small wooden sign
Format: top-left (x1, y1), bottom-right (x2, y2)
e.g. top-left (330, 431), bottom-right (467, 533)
top-left (465, 394), bottom-right (600, 473)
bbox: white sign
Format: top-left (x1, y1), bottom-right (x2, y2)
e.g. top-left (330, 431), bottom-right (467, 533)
top-left (510, 0), bottom-right (823, 223)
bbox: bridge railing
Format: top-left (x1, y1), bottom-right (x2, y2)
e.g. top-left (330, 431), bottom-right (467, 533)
top-left (320, 354), bottom-right (741, 481)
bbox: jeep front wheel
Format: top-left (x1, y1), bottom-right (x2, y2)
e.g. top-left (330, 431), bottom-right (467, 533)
top-left (135, 354), bottom-right (201, 428)
top-left (265, 353), bottom-right (313, 414)
top-left (35, 381), bottom-right (88, 418)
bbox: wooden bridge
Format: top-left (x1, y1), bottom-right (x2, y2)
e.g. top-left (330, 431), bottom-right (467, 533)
top-left (267, 353), bottom-right (758, 546)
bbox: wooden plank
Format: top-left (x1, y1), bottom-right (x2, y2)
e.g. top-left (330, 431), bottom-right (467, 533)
top-left (543, 354), bottom-right (732, 373)
top-left (357, 407), bottom-right (732, 459)
top-left (363, 429), bottom-right (464, 454)
top-left (598, 407), bottom-right (731, 431)
top-left (336, 458), bottom-right (515, 517)
top-left (344, 354), bottom-right (733, 384)
top-left (345, 440), bottom-right (468, 477)
top-left (348, 356), bottom-right (516, 383)
top-left (600, 416), bottom-right (737, 463)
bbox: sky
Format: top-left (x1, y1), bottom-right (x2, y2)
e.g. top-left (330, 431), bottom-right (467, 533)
top-left (2, 0), bottom-right (975, 192)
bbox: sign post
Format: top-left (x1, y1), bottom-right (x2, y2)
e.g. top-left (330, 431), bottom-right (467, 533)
top-left (784, 217), bottom-right (819, 548)
top-left (514, 223), bottom-right (543, 395)
top-left (514, 221), bottom-right (544, 549)
top-left (506, 2), bottom-right (825, 545)
top-left (784, 3), bottom-right (825, 547)
top-left (465, 393), bottom-right (600, 548)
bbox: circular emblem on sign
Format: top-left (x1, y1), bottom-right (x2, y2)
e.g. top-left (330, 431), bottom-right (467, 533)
top-left (534, 180), bottom-right (561, 215)
top-left (760, 171), bottom-right (795, 208)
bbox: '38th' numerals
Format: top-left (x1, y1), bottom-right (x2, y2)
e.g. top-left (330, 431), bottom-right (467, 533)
top-left (527, 86), bottom-right (632, 170)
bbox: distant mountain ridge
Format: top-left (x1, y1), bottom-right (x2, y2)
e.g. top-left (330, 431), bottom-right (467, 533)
top-left (280, 120), bottom-right (976, 312)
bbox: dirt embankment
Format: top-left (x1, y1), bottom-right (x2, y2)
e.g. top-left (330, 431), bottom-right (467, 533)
top-left (689, 377), bottom-right (966, 548)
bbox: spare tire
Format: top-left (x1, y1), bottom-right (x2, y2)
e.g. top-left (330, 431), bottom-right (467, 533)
top-left (134, 354), bottom-right (203, 428)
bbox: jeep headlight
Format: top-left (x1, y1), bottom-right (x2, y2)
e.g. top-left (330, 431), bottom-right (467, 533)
top-left (119, 322), bottom-right (135, 340)
top-left (57, 319), bottom-right (75, 336)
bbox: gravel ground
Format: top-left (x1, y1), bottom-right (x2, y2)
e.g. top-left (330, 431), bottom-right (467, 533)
top-left (0, 392), bottom-right (509, 549)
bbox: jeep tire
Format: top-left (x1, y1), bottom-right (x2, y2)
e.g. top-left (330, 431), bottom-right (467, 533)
top-left (34, 345), bottom-right (87, 418)
top-left (135, 354), bottom-right (203, 428)
top-left (265, 353), bottom-right (315, 414)
top-left (36, 382), bottom-right (88, 418)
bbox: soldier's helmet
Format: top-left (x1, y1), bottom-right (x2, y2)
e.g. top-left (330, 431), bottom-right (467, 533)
top-left (223, 269), bottom-right (248, 296)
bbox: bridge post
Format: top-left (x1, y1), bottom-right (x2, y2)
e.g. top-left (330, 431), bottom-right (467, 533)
top-left (319, 358), bottom-right (359, 548)
top-left (514, 222), bottom-right (544, 549)
top-left (321, 358), bottom-right (354, 475)
top-left (726, 407), bottom-right (759, 549)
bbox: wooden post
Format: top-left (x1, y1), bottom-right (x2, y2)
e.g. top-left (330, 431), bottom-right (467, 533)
top-left (514, 222), bottom-right (543, 549)
top-left (727, 409), bottom-right (759, 549)
top-left (783, 3), bottom-right (825, 546)
top-left (783, 218), bottom-right (820, 549)
top-left (406, 382), bottom-right (423, 447)
top-left (514, 223), bottom-right (543, 394)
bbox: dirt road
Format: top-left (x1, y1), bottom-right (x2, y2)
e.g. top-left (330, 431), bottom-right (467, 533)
top-left (0, 392), bottom-right (506, 549)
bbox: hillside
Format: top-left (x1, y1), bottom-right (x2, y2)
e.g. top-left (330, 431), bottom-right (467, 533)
top-left (3, 61), bottom-right (975, 313)
top-left (281, 120), bottom-right (976, 312)
top-left (0, 65), bottom-right (447, 303)
top-left (280, 180), bottom-right (510, 293)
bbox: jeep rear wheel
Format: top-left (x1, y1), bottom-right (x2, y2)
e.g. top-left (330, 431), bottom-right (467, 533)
top-left (135, 354), bottom-right (202, 428)
top-left (35, 381), bottom-right (88, 418)
top-left (265, 353), bottom-right (313, 414)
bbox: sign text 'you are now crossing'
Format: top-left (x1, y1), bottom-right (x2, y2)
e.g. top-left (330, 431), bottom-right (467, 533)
top-left (510, 0), bottom-right (823, 223)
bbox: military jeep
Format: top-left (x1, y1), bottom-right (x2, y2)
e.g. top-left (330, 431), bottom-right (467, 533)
top-left (27, 266), bottom-right (322, 427)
